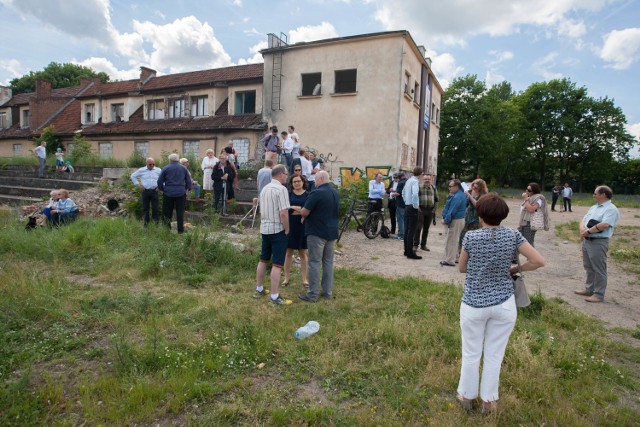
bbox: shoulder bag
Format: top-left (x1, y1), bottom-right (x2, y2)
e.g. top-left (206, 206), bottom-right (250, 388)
top-left (530, 208), bottom-right (545, 231)
top-left (512, 229), bottom-right (531, 308)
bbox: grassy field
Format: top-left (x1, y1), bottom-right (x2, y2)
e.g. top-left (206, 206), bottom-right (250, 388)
top-left (1, 213), bottom-right (639, 426)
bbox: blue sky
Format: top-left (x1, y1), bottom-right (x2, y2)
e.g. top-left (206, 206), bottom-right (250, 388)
top-left (1, 0), bottom-right (638, 153)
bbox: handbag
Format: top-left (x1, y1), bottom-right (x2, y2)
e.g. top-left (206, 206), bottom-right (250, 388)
top-left (530, 209), bottom-right (544, 231)
top-left (512, 229), bottom-right (531, 308)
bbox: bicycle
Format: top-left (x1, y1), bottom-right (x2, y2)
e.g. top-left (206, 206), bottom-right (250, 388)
top-left (337, 197), bottom-right (368, 243)
top-left (363, 200), bottom-right (387, 239)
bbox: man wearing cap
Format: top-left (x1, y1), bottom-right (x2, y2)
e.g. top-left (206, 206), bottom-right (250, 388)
top-left (131, 158), bottom-right (162, 226)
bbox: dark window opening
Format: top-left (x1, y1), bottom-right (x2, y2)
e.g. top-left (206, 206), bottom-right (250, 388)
top-left (335, 69), bottom-right (357, 93)
top-left (301, 73), bottom-right (322, 96)
top-left (235, 91), bottom-right (256, 114)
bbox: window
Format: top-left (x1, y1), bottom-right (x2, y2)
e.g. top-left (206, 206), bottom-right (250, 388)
top-left (301, 73), bottom-right (322, 96)
top-left (431, 103), bottom-right (436, 123)
top-left (13, 144), bottom-right (22, 156)
top-left (414, 82), bottom-right (420, 104)
top-left (21, 109), bottom-right (31, 129)
top-left (99, 142), bottom-right (113, 158)
top-left (435, 108), bottom-right (440, 125)
top-left (230, 138), bottom-right (250, 165)
top-left (168, 98), bottom-right (186, 118)
top-left (191, 96), bottom-right (208, 117)
top-left (234, 91), bottom-right (256, 114)
top-left (0, 112), bottom-right (6, 129)
top-left (134, 141), bottom-right (149, 158)
top-left (404, 72), bottom-right (411, 96)
top-left (147, 100), bottom-right (164, 120)
top-left (85, 103), bottom-right (95, 123)
top-left (183, 140), bottom-right (200, 157)
top-left (335, 69), bottom-right (357, 93)
top-left (111, 104), bottom-right (124, 122)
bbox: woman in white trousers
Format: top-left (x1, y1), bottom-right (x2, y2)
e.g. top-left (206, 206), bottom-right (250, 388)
top-left (457, 193), bottom-right (544, 412)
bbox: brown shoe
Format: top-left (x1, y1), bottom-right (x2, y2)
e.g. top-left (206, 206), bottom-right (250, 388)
top-left (574, 290), bottom-right (593, 296)
top-left (585, 295), bottom-right (603, 303)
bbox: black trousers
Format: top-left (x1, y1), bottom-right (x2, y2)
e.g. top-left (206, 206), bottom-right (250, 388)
top-left (414, 207), bottom-right (434, 248)
top-left (563, 197), bottom-right (572, 212)
top-left (162, 194), bottom-right (186, 233)
top-left (404, 206), bottom-right (418, 256)
top-left (388, 199), bottom-right (397, 234)
top-left (141, 189), bottom-right (159, 226)
top-left (551, 195), bottom-right (559, 210)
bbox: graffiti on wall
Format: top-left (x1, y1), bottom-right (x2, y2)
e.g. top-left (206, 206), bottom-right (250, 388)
top-left (339, 165), bottom-right (393, 188)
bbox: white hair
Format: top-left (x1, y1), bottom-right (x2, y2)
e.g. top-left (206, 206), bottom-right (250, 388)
top-left (168, 153), bottom-right (180, 162)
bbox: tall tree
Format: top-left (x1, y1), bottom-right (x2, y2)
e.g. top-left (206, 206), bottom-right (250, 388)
top-left (514, 79), bottom-right (587, 188)
top-left (438, 75), bottom-right (486, 180)
top-left (10, 62), bottom-right (110, 94)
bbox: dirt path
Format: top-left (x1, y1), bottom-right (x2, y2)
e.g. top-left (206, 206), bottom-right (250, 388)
top-left (335, 199), bottom-right (640, 329)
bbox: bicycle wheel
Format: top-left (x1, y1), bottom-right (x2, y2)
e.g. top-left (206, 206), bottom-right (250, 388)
top-left (363, 212), bottom-right (383, 239)
top-left (338, 213), bottom-right (352, 242)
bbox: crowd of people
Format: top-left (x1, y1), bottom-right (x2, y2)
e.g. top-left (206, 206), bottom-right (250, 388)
top-left (89, 125), bottom-right (626, 414)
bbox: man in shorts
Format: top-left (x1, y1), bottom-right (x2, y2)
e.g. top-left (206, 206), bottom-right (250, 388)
top-left (254, 164), bottom-right (292, 305)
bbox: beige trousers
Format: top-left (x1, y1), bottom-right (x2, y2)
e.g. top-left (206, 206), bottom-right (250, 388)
top-left (444, 218), bottom-right (465, 264)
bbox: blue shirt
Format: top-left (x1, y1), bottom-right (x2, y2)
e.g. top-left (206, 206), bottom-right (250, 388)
top-left (56, 198), bottom-right (77, 213)
top-left (462, 227), bottom-right (526, 308)
top-left (583, 200), bottom-right (620, 238)
top-left (130, 166), bottom-right (161, 190)
top-left (368, 180), bottom-right (386, 199)
top-left (402, 176), bottom-right (420, 209)
top-left (304, 183), bottom-right (340, 241)
top-left (157, 161), bottom-right (191, 197)
top-left (442, 189), bottom-right (466, 223)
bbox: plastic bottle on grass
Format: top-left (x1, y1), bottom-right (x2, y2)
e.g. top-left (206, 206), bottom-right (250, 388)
top-left (294, 321), bottom-right (320, 340)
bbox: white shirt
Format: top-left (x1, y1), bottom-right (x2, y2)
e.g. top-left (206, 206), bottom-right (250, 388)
top-left (201, 155), bottom-right (219, 171)
top-left (300, 156), bottom-right (313, 181)
top-left (35, 145), bottom-right (46, 159)
top-left (283, 136), bottom-right (294, 154)
top-left (259, 179), bottom-right (290, 234)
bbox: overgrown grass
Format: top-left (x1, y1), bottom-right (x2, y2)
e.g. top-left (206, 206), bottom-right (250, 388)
top-left (498, 188), bottom-right (640, 208)
top-left (0, 216), bottom-right (638, 425)
top-left (0, 155), bottom-right (126, 168)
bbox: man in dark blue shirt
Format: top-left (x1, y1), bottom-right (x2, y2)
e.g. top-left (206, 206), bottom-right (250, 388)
top-left (299, 170), bottom-right (339, 302)
top-left (157, 153), bottom-right (191, 234)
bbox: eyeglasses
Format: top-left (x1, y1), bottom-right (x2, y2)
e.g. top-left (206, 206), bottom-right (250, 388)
top-left (448, 185), bottom-right (455, 188)
top-left (292, 180), bottom-right (302, 184)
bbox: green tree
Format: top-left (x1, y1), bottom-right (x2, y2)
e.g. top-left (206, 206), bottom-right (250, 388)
top-left (35, 126), bottom-right (62, 154)
top-left (69, 133), bottom-right (95, 165)
top-left (10, 62), bottom-right (110, 94)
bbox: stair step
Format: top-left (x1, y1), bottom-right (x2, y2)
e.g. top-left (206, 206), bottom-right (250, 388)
top-left (0, 194), bottom-right (42, 205)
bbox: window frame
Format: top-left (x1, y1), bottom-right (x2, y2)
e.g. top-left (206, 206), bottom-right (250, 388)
top-left (334, 69), bottom-right (357, 94)
top-left (99, 142), bottom-right (113, 158)
top-left (234, 91), bottom-right (256, 114)
top-left (111, 104), bottom-right (124, 122)
top-left (301, 73), bottom-right (322, 97)
top-left (168, 98), bottom-right (186, 118)
top-left (183, 140), bottom-right (200, 158)
top-left (191, 95), bottom-right (209, 117)
top-left (0, 111), bottom-right (6, 129)
top-left (85, 103), bottom-right (95, 124)
top-left (21, 109), bottom-right (31, 129)
top-left (147, 99), bottom-right (165, 120)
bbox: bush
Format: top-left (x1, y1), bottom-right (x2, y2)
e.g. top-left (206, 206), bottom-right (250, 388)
top-left (69, 134), bottom-right (95, 165)
top-left (126, 149), bottom-right (147, 168)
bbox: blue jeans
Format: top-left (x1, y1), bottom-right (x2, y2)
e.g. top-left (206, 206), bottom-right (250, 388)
top-left (305, 235), bottom-right (336, 299)
top-left (396, 206), bottom-right (405, 236)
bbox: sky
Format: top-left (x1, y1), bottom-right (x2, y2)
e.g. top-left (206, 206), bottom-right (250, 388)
top-left (1, 0), bottom-right (638, 154)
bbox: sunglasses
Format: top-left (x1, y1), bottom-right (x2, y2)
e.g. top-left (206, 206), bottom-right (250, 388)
top-left (526, 188), bottom-right (532, 192)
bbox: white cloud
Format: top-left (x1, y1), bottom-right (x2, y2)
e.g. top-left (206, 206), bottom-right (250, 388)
top-left (600, 28), bottom-right (640, 70)
top-left (0, 59), bottom-right (24, 81)
top-left (627, 122), bottom-right (640, 142)
top-left (288, 22), bottom-right (338, 44)
top-left (237, 41), bottom-right (267, 65)
top-left (73, 57), bottom-right (138, 81)
top-left (132, 16), bottom-right (232, 73)
top-left (532, 52), bottom-right (564, 80)
top-left (372, 0), bottom-right (607, 47)
top-left (423, 49), bottom-right (463, 89)
top-left (232, 0), bottom-right (242, 6)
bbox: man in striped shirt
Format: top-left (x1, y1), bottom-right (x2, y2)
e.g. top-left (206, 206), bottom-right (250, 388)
top-left (254, 164), bottom-right (292, 305)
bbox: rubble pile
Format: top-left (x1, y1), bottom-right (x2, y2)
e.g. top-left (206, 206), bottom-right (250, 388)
top-left (21, 186), bottom-right (137, 219)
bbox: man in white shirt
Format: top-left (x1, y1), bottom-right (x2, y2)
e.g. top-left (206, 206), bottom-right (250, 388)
top-left (299, 148), bottom-right (313, 188)
top-left (281, 130), bottom-right (294, 172)
top-left (33, 141), bottom-right (47, 178)
top-left (254, 164), bottom-right (292, 306)
top-left (130, 158), bottom-right (162, 226)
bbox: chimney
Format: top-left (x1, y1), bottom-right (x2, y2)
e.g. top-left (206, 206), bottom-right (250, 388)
top-left (140, 66), bottom-right (157, 85)
top-left (0, 85), bottom-right (11, 106)
top-left (418, 45), bottom-right (427, 58)
top-left (35, 79), bottom-right (52, 98)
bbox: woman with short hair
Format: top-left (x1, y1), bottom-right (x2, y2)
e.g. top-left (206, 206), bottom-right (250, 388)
top-left (282, 173), bottom-right (309, 287)
top-left (517, 182), bottom-right (549, 247)
top-left (457, 193), bottom-right (544, 412)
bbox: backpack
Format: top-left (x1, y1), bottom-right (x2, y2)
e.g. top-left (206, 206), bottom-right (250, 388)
top-left (380, 225), bottom-right (390, 238)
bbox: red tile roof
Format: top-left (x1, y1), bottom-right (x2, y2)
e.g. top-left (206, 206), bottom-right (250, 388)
top-left (79, 105), bottom-right (266, 136)
top-left (142, 64), bottom-right (263, 92)
top-left (1, 85), bottom-right (84, 107)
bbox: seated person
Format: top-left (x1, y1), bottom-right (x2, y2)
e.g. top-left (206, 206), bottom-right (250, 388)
top-left (62, 161), bottom-right (75, 174)
top-left (41, 190), bottom-right (59, 221)
top-left (50, 189), bottom-right (79, 226)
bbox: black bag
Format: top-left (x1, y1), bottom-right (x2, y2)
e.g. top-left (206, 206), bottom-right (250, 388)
top-left (586, 219), bottom-right (601, 229)
top-left (25, 216), bottom-right (37, 230)
top-left (380, 225), bottom-right (390, 238)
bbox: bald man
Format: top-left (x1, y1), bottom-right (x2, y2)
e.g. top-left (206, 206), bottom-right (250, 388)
top-left (299, 171), bottom-right (340, 302)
